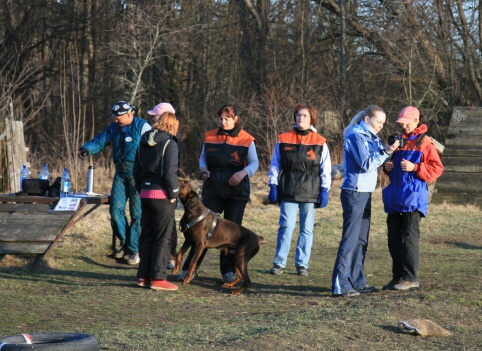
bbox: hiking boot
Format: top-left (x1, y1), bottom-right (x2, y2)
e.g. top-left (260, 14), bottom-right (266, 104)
top-left (114, 247), bottom-right (127, 259)
top-left (393, 280), bottom-right (419, 291)
top-left (357, 285), bottom-right (378, 293)
top-left (332, 289), bottom-right (360, 298)
top-left (150, 279), bottom-right (178, 291)
top-left (222, 272), bottom-right (237, 283)
top-left (296, 266), bottom-right (308, 277)
top-left (177, 270), bottom-right (197, 281)
top-left (382, 279), bottom-right (401, 290)
top-left (127, 253), bottom-right (140, 265)
top-left (137, 277), bottom-right (151, 288)
top-left (270, 265), bottom-right (284, 275)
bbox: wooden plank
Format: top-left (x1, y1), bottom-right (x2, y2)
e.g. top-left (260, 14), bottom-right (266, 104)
top-left (0, 203), bottom-right (54, 212)
top-left (433, 172), bottom-right (482, 192)
top-left (448, 107), bottom-right (482, 131)
top-left (0, 242), bottom-right (51, 254)
top-left (0, 225), bottom-right (66, 241)
top-left (0, 213), bottom-right (75, 221)
top-left (431, 192), bottom-right (482, 206)
top-left (0, 195), bottom-right (58, 204)
top-left (444, 134), bottom-right (482, 148)
top-left (442, 157), bottom-right (482, 172)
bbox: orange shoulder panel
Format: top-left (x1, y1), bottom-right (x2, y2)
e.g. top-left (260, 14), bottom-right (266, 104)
top-left (204, 128), bottom-right (255, 147)
top-left (278, 130), bottom-right (326, 146)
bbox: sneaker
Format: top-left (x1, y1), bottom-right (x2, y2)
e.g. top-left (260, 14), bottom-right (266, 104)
top-left (127, 253), bottom-right (140, 265)
top-left (167, 260), bottom-right (175, 270)
top-left (382, 279), bottom-right (401, 290)
top-left (222, 272), bottom-right (237, 283)
top-left (296, 266), bottom-right (308, 277)
top-left (357, 285), bottom-right (378, 293)
top-left (177, 270), bottom-right (197, 281)
top-left (150, 279), bottom-right (178, 291)
top-left (114, 247), bottom-right (126, 259)
top-left (269, 265), bottom-right (284, 275)
top-left (332, 289), bottom-right (361, 298)
top-left (137, 277), bottom-right (151, 288)
top-left (393, 280), bottom-right (419, 291)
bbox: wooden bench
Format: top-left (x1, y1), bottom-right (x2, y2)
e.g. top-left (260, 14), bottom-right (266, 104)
top-left (0, 194), bottom-right (109, 258)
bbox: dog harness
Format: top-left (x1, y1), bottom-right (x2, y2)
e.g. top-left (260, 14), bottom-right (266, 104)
top-left (180, 209), bottom-right (219, 239)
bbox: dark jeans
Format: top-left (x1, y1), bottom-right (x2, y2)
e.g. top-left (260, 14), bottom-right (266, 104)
top-left (137, 198), bottom-right (175, 280)
top-left (182, 198), bottom-right (248, 275)
top-left (332, 190), bottom-right (372, 294)
top-left (387, 211), bottom-right (422, 282)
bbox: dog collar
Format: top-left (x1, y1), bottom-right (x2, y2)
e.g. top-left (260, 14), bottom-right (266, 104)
top-left (180, 209), bottom-right (211, 232)
top-left (207, 213), bottom-right (218, 239)
top-left (180, 209), bottom-right (219, 240)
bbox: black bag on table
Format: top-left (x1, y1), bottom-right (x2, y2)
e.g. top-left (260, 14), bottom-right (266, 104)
top-left (21, 179), bottom-right (50, 196)
top-left (48, 177), bottom-right (61, 197)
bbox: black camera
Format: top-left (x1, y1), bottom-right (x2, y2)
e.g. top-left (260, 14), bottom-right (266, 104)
top-left (388, 134), bottom-right (406, 148)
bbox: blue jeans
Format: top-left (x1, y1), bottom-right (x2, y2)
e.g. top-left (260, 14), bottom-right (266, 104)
top-left (332, 190), bottom-right (371, 294)
top-left (110, 171), bottom-right (141, 254)
top-left (272, 201), bottom-right (315, 269)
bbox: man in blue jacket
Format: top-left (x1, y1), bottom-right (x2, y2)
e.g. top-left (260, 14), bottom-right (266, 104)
top-left (79, 101), bottom-right (150, 264)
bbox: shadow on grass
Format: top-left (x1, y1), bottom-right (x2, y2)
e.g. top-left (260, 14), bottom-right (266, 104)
top-left (0, 256), bottom-right (331, 296)
top-left (176, 274), bottom-right (330, 296)
top-left (379, 325), bottom-right (405, 335)
top-left (444, 241), bottom-right (482, 250)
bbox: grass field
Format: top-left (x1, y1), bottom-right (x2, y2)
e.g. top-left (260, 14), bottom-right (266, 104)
top-left (1, 175), bottom-right (481, 350)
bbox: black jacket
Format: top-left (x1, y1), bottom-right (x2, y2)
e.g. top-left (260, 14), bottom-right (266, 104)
top-left (133, 129), bottom-right (179, 199)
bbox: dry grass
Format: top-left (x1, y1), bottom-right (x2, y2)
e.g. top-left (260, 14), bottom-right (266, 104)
top-left (1, 172), bottom-right (481, 350)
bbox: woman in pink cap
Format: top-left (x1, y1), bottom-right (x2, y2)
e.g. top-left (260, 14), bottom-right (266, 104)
top-left (382, 106), bottom-right (444, 291)
top-left (146, 103), bottom-right (182, 268)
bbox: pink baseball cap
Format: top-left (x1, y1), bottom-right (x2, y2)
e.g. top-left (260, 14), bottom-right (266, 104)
top-left (147, 102), bottom-right (176, 116)
top-left (396, 106), bottom-right (420, 124)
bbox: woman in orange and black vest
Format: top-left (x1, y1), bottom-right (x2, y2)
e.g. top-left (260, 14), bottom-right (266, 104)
top-left (178, 104), bottom-right (259, 283)
top-left (268, 104), bottom-right (332, 277)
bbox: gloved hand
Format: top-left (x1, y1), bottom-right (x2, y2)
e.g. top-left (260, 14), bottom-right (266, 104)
top-left (268, 184), bottom-right (278, 204)
top-left (318, 187), bottom-right (329, 208)
top-left (78, 147), bottom-right (89, 159)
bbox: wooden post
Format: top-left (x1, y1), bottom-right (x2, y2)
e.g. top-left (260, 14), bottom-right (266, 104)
top-left (1, 118), bottom-right (28, 193)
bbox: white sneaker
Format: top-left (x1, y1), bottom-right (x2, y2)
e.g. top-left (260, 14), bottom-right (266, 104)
top-left (127, 253), bottom-right (140, 265)
top-left (114, 247), bottom-right (127, 259)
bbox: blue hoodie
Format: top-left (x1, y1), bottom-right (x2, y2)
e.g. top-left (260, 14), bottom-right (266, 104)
top-left (341, 121), bottom-right (389, 192)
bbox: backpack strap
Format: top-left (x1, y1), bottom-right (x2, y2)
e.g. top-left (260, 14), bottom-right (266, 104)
top-left (416, 133), bottom-right (426, 147)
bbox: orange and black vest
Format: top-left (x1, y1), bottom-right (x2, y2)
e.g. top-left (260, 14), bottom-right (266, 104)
top-left (202, 126), bottom-right (256, 201)
top-left (278, 128), bottom-right (327, 203)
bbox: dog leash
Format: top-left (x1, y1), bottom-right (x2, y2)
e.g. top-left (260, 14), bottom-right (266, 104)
top-left (180, 209), bottom-right (219, 240)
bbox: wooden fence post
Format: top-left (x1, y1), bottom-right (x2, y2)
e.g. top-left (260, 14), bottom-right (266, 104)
top-left (0, 118), bottom-right (28, 193)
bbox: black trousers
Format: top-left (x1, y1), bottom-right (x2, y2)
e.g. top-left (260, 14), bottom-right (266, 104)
top-left (387, 211), bottom-right (422, 282)
top-left (137, 198), bottom-right (175, 280)
top-left (182, 198), bottom-right (248, 275)
top-left (169, 201), bottom-right (178, 260)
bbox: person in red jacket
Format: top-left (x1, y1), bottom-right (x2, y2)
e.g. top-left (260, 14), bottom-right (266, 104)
top-left (382, 106), bottom-right (444, 291)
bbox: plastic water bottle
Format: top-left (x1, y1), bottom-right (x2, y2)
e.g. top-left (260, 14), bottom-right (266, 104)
top-left (19, 164), bottom-right (29, 192)
top-left (60, 167), bottom-right (71, 197)
top-left (39, 163), bottom-right (49, 180)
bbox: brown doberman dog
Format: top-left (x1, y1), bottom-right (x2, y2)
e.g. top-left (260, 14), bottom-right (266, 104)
top-left (173, 179), bottom-right (263, 295)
